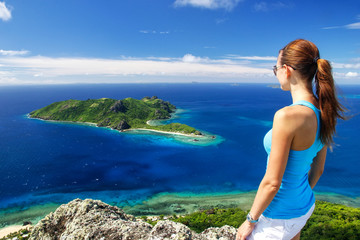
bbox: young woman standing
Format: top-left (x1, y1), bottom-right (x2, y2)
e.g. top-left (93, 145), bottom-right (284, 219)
top-left (236, 39), bottom-right (345, 240)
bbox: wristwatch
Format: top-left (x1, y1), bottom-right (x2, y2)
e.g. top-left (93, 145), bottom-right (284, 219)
top-left (246, 213), bottom-right (259, 223)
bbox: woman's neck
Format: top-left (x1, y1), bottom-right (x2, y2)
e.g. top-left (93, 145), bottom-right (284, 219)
top-left (290, 81), bottom-right (317, 105)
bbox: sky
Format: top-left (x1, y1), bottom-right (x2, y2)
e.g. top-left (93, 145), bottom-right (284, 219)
top-left (0, 0), bottom-right (359, 85)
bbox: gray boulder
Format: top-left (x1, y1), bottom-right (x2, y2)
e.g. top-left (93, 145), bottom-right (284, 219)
top-left (29, 199), bottom-right (237, 240)
top-left (114, 120), bottom-right (130, 130)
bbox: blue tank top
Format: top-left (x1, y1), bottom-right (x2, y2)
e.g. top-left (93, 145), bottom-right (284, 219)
top-left (262, 100), bottom-right (324, 219)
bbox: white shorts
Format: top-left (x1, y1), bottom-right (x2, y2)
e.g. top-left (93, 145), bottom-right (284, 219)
top-left (247, 204), bottom-right (315, 240)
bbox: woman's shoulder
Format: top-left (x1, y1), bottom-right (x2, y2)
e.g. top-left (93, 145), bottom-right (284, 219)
top-left (275, 106), bottom-right (303, 119)
top-left (274, 106), bottom-right (316, 131)
top-left (277, 105), bottom-right (315, 118)
top-left (274, 105), bottom-right (317, 132)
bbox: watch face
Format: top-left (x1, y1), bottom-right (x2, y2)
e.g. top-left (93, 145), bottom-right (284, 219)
top-left (247, 213), bottom-right (258, 223)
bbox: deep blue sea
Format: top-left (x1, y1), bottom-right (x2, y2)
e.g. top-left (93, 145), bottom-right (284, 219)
top-left (0, 83), bottom-right (359, 221)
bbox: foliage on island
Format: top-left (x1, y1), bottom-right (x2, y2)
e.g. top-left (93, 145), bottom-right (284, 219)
top-left (30, 96), bottom-right (202, 135)
top-left (144, 201), bottom-right (360, 239)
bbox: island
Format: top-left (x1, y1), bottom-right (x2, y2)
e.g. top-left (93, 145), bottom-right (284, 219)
top-left (29, 96), bottom-right (203, 137)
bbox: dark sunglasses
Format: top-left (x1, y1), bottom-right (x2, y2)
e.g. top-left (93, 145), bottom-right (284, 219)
top-left (273, 64), bottom-right (296, 76)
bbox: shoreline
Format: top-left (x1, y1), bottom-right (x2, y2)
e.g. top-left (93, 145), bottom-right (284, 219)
top-left (122, 127), bottom-right (206, 138)
top-left (28, 115), bottom-right (214, 139)
top-left (27, 115), bottom-right (98, 127)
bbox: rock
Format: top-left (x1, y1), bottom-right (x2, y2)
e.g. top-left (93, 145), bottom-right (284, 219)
top-left (154, 109), bottom-right (163, 119)
top-left (110, 100), bottom-right (127, 113)
top-left (29, 199), bottom-right (152, 240)
top-left (97, 118), bottom-right (111, 127)
top-left (29, 199), bottom-right (237, 240)
top-left (149, 220), bottom-right (196, 240)
top-left (200, 225), bottom-right (237, 240)
top-left (114, 120), bottom-right (130, 130)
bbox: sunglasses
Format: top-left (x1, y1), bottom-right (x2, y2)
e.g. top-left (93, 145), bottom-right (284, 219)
top-left (273, 64), bottom-right (296, 76)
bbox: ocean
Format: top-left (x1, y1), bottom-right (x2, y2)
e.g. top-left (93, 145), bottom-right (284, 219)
top-left (0, 83), bottom-right (359, 226)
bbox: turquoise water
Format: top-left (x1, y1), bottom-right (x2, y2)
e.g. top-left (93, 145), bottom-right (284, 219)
top-left (0, 83), bottom-right (359, 226)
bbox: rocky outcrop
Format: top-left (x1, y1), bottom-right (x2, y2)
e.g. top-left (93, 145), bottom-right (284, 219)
top-left (97, 119), bottom-right (130, 130)
top-left (29, 199), bottom-right (237, 240)
top-left (97, 118), bottom-right (111, 127)
top-left (114, 120), bottom-right (130, 130)
top-left (110, 100), bottom-right (127, 113)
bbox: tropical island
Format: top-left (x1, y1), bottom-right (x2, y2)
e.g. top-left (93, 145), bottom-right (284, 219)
top-left (29, 96), bottom-right (205, 138)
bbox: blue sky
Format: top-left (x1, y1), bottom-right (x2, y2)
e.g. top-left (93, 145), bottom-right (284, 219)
top-left (0, 0), bottom-right (359, 85)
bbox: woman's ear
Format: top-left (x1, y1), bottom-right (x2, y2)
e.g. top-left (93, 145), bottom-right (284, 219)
top-left (285, 65), bottom-right (292, 78)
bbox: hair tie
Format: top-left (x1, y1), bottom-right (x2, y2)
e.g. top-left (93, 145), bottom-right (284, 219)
top-left (313, 57), bottom-right (319, 63)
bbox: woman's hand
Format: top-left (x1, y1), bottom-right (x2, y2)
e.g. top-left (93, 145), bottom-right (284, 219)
top-left (236, 220), bottom-right (256, 240)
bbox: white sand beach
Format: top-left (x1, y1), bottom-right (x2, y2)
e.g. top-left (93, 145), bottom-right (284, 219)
top-left (0, 225), bottom-right (31, 238)
top-left (124, 128), bottom-right (206, 138)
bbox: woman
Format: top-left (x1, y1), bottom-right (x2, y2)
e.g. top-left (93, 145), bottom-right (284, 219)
top-left (236, 39), bottom-right (345, 240)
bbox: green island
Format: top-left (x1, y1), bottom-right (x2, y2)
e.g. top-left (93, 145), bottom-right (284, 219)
top-left (29, 96), bottom-right (204, 137)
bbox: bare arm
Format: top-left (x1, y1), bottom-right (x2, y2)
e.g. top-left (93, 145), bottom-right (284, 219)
top-left (248, 109), bottom-right (294, 220)
top-left (236, 109), bottom-right (295, 240)
top-left (308, 146), bottom-right (327, 189)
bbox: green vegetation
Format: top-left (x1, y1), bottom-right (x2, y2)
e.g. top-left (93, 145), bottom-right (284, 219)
top-left (144, 201), bottom-right (360, 239)
top-left (174, 207), bottom-right (246, 233)
top-left (30, 96), bottom-right (202, 135)
top-left (301, 201), bottom-right (360, 240)
top-left (0, 228), bottom-right (31, 240)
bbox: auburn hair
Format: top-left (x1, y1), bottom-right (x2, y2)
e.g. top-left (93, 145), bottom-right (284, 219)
top-left (280, 39), bottom-right (345, 146)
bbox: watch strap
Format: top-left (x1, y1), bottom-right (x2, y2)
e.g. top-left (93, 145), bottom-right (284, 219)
top-left (246, 213), bottom-right (259, 223)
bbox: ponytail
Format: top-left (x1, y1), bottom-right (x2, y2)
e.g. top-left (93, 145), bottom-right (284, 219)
top-left (281, 39), bottom-right (346, 147)
top-left (315, 59), bottom-right (346, 146)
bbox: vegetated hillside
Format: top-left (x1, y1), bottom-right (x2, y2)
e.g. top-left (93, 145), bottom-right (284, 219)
top-left (155, 201), bottom-right (360, 239)
top-left (30, 96), bottom-right (202, 135)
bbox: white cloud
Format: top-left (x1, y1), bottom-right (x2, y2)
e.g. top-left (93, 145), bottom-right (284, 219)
top-left (0, 54), bottom-right (273, 84)
top-left (182, 54), bottom-right (206, 63)
top-left (215, 18), bottom-right (228, 24)
top-left (322, 26), bottom-right (341, 30)
top-left (332, 62), bottom-right (360, 69)
top-left (254, 2), bottom-right (267, 11)
top-left (253, 1), bottom-right (287, 12)
top-left (0, 49), bottom-right (30, 56)
top-left (33, 72), bottom-right (44, 77)
top-left (345, 22), bottom-right (360, 29)
top-left (345, 72), bottom-right (358, 77)
top-left (332, 59), bottom-right (360, 82)
top-left (0, 2), bottom-right (11, 21)
top-left (139, 30), bottom-right (170, 34)
top-left (225, 55), bottom-right (277, 61)
top-left (323, 16), bottom-right (360, 30)
top-left (174, 0), bottom-right (242, 11)
top-left (140, 30), bottom-right (157, 34)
